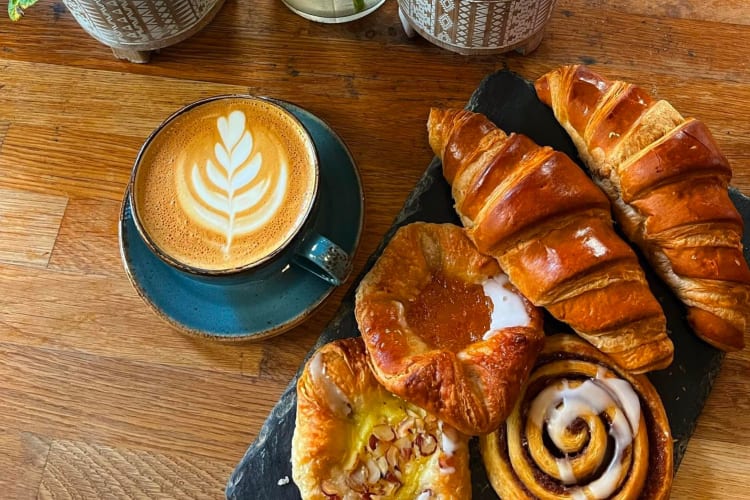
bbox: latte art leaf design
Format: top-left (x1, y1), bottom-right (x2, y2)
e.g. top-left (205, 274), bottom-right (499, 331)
top-left (184, 110), bottom-right (288, 256)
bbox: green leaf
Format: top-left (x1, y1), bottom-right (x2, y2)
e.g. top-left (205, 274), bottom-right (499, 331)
top-left (8, 0), bottom-right (39, 20)
top-left (8, 0), bottom-right (23, 20)
top-left (352, 0), bottom-right (365, 12)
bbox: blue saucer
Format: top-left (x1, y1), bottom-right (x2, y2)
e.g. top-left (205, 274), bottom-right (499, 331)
top-left (119, 101), bottom-right (364, 341)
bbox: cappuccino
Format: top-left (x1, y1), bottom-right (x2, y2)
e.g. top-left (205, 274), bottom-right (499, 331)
top-left (132, 97), bottom-right (318, 272)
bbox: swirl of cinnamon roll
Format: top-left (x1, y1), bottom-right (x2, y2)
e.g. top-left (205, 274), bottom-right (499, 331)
top-left (480, 334), bottom-right (672, 500)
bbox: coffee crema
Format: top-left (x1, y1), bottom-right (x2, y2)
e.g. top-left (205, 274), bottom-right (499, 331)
top-left (133, 97), bottom-right (318, 271)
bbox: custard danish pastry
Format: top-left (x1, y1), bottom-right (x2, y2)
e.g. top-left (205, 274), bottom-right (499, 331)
top-left (292, 337), bottom-right (471, 499)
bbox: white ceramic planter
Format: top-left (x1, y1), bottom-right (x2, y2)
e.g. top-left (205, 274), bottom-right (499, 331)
top-left (62, 0), bottom-right (225, 62)
top-left (397, 0), bottom-right (557, 55)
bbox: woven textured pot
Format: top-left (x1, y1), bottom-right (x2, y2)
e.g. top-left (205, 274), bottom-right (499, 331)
top-left (397, 0), bottom-right (557, 55)
top-left (62, 0), bottom-right (225, 62)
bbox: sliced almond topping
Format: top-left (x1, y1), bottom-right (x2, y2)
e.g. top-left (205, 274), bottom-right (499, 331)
top-left (372, 423), bottom-right (396, 442)
top-left (406, 406), bottom-right (422, 418)
top-left (376, 455), bottom-right (389, 476)
top-left (365, 457), bottom-right (381, 484)
top-left (320, 479), bottom-right (341, 497)
top-left (419, 433), bottom-right (438, 455)
top-left (393, 467), bottom-right (403, 481)
top-left (382, 480), bottom-right (401, 496)
top-left (397, 417), bottom-right (415, 437)
top-left (414, 434), bottom-right (425, 455)
top-left (394, 436), bottom-right (412, 457)
top-left (371, 478), bottom-right (392, 496)
top-left (371, 440), bottom-right (388, 459)
top-left (385, 444), bottom-right (400, 469)
top-left (384, 470), bottom-right (400, 483)
top-left (414, 416), bottom-right (425, 433)
top-left (347, 463), bottom-right (367, 492)
top-left (368, 434), bottom-right (379, 451)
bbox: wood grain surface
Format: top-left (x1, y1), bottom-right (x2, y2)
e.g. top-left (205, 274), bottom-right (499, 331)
top-left (0, 0), bottom-right (748, 498)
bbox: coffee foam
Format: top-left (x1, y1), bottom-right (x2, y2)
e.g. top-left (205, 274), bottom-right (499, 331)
top-left (133, 98), bottom-right (317, 271)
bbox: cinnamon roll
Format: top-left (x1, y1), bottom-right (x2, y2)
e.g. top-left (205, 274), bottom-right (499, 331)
top-left (480, 334), bottom-right (673, 499)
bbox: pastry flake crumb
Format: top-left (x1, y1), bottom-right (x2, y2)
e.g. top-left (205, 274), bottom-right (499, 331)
top-left (277, 476), bottom-right (290, 486)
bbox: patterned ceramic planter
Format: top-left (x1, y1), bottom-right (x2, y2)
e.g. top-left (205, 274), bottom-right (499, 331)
top-left (397, 0), bottom-right (557, 55)
top-left (62, 0), bottom-right (225, 62)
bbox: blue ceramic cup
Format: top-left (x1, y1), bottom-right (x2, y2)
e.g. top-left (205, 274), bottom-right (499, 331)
top-left (128, 95), bottom-right (352, 286)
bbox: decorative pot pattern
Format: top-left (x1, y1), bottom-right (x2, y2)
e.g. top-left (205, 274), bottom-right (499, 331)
top-left (62, 0), bottom-right (225, 62)
top-left (398, 0), bottom-right (557, 55)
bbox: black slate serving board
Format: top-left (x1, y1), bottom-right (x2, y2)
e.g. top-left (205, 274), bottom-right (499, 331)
top-left (226, 70), bottom-right (750, 499)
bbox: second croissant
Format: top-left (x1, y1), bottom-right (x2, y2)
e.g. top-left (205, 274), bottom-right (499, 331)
top-left (535, 65), bottom-right (750, 351)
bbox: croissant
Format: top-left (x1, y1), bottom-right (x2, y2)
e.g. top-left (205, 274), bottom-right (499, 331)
top-left (427, 108), bottom-right (673, 373)
top-left (535, 65), bottom-right (750, 351)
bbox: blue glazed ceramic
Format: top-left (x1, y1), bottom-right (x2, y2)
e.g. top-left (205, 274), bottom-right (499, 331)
top-left (119, 100), bottom-right (364, 340)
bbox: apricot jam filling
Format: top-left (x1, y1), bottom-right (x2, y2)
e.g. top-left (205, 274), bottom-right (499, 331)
top-left (405, 272), bottom-right (492, 352)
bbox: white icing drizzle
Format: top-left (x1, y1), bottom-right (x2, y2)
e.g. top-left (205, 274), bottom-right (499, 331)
top-left (596, 366), bottom-right (641, 435)
top-left (528, 367), bottom-right (642, 499)
top-left (308, 352), bottom-right (352, 418)
top-left (438, 420), bottom-right (459, 475)
top-left (587, 407), bottom-right (631, 498)
top-left (438, 421), bottom-right (459, 456)
top-left (481, 273), bottom-right (531, 340)
top-left (556, 456), bottom-right (577, 485)
top-left (569, 488), bottom-right (588, 500)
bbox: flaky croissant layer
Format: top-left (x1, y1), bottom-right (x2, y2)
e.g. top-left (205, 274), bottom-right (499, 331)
top-left (535, 65), bottom-right (750, 351)
top-left (428, 108), bottom-right (673, 373)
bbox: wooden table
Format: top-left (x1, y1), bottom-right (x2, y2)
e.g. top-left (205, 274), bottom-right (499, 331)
top-left (1, 0), bottom-right (748, 497)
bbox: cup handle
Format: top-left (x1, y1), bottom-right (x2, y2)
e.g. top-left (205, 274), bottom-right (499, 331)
top-left (293, 233), bottom-right (352, 286)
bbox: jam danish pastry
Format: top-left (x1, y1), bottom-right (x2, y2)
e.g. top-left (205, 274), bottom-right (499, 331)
top-left (355, 222), bottom-right (544, 435)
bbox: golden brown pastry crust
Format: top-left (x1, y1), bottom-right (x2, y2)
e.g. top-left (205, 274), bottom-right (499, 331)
top-left (535, 64), bottom-right (750, 351)
top-left (480, 334), bottom-right (673, 500)
top-left (427, 108), bottom-right (674, 373)
top-left (291, 337), bottom-right (471, 500)
top-left (354, 222), bottom-right (544, 435)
